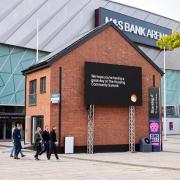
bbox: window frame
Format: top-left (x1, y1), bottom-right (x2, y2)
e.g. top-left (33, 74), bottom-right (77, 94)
top-left (40, 76), bottom-right (46, 94)
top-left (29, 79), bottom-right (37, 106)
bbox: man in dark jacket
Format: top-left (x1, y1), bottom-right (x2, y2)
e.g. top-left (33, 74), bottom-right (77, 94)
top-left (34, 127), bottom-right (42, 160)
top-left (39, 125), bottom-right (50, 158)
top-left (10, 124), bottom-right (25, 158)
top-left (48, 126), bottom-right (59, 160)
top-left (13, 124), bottom-right (22, 159)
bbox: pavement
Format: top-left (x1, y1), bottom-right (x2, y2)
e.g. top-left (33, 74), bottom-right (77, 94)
top-left (0, 136), bottom-right (180, 180)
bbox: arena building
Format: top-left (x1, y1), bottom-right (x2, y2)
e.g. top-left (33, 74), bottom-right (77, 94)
top-left (0, 0), bottom-right (180, 141)
top-left (23, 22), bottom-right (162, 152)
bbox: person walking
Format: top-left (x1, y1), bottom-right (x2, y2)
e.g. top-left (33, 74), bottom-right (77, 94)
top-left (48, 126), bottom-right (59, 160)
top-left (34, 127), bottom-right (42, 160)
top-left (10, 124), bottom-right (25, 158)
top-left (39, 125), bottom-right (50, 159)
top-left (13, 124), bottom-right (22, 159)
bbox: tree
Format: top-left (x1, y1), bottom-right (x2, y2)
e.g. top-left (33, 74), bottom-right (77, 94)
top-left (156, 32), bottom-right (180, 141)
top-left (156, 32), bottom-right (180, 50)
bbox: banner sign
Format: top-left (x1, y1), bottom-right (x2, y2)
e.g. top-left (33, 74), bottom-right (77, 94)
top-left (84, 62), bottom-right (142, 106)
top-left (148, 87), bottom-right (161, 152)
top-left (95, 8), bottom-right (172, 47)
top-left (149, 119), bottom-right (160, 152)
top-left (149, 87), bottom-right (160, 119)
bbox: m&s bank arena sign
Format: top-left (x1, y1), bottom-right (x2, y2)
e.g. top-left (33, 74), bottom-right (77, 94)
top-left (95, 8), bottom-right (172, 47)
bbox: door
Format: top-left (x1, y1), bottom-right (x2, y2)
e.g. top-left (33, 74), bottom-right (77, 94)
top-left (6, 120), bottom-right (12, 139)
top-left (31, 116), bottom-right (44, 143)
top-left (0, 121), bottom-right (4, 139)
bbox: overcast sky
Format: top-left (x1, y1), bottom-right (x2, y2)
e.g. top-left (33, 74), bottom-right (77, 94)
top-left (111, 0), bottom-right (180, 22)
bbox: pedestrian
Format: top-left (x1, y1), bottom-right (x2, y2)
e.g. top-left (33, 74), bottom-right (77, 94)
top-left (10, 124), bottom-right (25, 158)
top-left (48, 126), bottom-right (59, 160)
top-left (39, 125), bottom-right (50, 159)
top-left (34, 127), bottom-right (42, 160)
top-left (13, 124), bottom-right (22, 159)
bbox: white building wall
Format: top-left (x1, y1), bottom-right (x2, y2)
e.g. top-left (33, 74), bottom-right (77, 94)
top-left (163, 118), bottom-right (180, 135)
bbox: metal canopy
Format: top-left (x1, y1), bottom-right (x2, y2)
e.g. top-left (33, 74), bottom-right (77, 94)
top-left (0, 0), bottom-right (180, 70)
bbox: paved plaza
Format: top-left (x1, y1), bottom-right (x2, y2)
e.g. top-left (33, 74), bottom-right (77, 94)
top-left (0, 136), bottom-right (180, 180)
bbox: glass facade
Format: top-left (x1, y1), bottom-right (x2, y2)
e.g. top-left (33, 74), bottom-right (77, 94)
top-left (161, 70), bottom-right (180, 118)
top-left (161, 70), bottom-right (180, 106)
top-left (0, 105), bottom-right (25, 140)
top-left (0, 43), bottom-right (48, 106)
top-left (162, 106), bottom-right (180, 118)
top-left (0, 43), bottom-right (48, 140)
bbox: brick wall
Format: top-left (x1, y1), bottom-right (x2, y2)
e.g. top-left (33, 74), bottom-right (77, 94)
top-left (26, 26), bottom-right (161, 148)
top-left (26, 68), bottom-right (51, 142)
top-left (50, 26), bottom-right (161, 147)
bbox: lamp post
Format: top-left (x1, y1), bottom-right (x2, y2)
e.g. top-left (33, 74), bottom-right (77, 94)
top-left (36, 18), bottom-right (39, 62)
top-left (157, 32), bottom-right (180, 141)
top-left (163, 47), bottom-right (167, 140)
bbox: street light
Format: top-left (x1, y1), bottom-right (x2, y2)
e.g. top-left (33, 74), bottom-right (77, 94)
top-left (163, 47), bottom-right (167, 140)
top-left (157, 32), bottom-right (180, 141)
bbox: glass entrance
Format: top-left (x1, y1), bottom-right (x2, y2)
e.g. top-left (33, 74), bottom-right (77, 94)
top-left (0, 119), bottom-right (24, 140)
top-left (6, 120), bottom-right (12, 139)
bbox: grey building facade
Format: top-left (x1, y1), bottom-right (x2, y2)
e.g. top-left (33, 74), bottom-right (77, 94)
top-left (0, 0), bottom-right (180, 139)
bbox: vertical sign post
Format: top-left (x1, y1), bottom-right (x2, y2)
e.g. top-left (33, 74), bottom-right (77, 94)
top-left (36, 18), bottom-right (39, 62)
top-left (148, 87), bottom-right (161, 152)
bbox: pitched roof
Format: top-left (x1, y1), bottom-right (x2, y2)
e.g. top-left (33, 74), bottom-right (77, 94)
top-left (22, 22), bottom-right (164, 75)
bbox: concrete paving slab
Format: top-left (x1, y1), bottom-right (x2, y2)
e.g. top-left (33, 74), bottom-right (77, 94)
top-left (0, 135), bottom-right (180, 180)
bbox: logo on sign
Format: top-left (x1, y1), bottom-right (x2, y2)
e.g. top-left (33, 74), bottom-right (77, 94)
top-left (149, 120), bottom-right (160, 147)
top-left (105, 17), bottom-right (166, 40)
top-left (95, 8), bottom-right (172, 47)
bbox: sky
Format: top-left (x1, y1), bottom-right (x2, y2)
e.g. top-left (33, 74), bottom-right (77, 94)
top-left (111, 0), bottom-right (180, 22)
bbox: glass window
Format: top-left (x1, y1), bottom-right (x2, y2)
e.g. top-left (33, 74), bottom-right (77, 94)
top-left (40, 77), bottom-right (46, 93)
top-left (166, 106), bottom-right (175, 117)
top-left (29, 79), bottom-right (37, 105)
top-left (162, 106), bottom-right (180, 118)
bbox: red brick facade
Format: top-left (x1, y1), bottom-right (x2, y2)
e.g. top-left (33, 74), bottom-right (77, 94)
top-left (25, 26), bottom-right (161, 151)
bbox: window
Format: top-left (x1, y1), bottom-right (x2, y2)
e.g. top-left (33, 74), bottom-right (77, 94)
top-left (166, 106), bottom-right (175, 117)
top-left (29, 79), bottom-right (37, 105)
top-left (31, 116), bottom-right (44, 143)
top-left (40, 76), bottom-right (46, 93)
top-left (162, 105), bottom-right (180, 118)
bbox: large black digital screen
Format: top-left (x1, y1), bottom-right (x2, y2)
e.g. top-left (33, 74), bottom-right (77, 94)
top-left (84, 62), bottom-right (142, 106)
